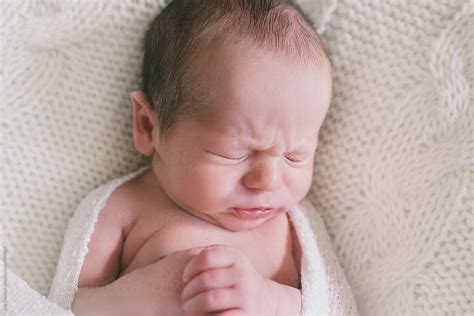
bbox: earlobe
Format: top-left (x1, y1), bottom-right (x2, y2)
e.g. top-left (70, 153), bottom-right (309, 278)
top-left (130, 90), bottom-right (159, 156)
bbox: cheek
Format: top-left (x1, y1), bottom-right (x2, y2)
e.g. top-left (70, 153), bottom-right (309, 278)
top-left (283, 166), bottom-right (314, 201)
top-left (178, 163), bottom-right (241, 210)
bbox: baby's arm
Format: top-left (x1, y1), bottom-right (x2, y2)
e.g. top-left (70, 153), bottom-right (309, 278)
top-left (77, 195), bottom-right (126, 288)
top-left (71, 190), bottom-right (138, 315)
top-left (71, 189), bottom-right (192, 316)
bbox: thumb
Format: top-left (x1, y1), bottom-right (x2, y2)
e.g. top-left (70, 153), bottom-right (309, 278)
top-left (160, 246), bottom-right (207, 262)
top-left (182, 244), bottom-right (228, 257)
top-left (183, 245), bottom-right (208, 257)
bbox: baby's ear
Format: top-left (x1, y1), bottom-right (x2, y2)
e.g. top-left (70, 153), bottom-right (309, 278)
top-left (130, 90), bottom-right (158, 156)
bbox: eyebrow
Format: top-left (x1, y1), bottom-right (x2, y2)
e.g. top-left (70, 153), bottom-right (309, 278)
top-left (204, 121), bottom-right (318, 151)
top-left (212, 135), bottom-right (315, 153)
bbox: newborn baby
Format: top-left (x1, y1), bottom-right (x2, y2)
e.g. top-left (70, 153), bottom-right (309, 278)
top-left (72, 0), bottom-right (331, 315)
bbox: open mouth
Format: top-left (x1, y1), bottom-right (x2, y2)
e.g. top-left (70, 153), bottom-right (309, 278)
top-left (232, 208), bottom-right (274, 220)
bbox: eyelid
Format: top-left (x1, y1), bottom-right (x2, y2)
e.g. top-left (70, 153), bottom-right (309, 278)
top-left (206, 149), bottom-right (308, 163)
top-left (204, 150), bottom-right (248, 161)
top-left (285, 154), bottom-right (306, 163)
top-left (221, 154), bottom-right (249, 161)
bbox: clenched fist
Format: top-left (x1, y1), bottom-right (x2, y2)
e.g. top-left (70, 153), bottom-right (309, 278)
top-left (181, 244), bottom-right (277, 316)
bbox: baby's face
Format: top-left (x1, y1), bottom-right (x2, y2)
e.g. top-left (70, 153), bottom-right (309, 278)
top-left (151, 42), bottom-right (331, 231)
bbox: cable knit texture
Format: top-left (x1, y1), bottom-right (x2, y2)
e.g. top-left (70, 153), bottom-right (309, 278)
top-left (1, 0), bottom-right (472, 315)
top-left (304, 0), bottom-right (473, 315)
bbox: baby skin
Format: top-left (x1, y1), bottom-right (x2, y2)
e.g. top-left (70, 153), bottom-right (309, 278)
top-left (72, 41), bottom-right (331, 316)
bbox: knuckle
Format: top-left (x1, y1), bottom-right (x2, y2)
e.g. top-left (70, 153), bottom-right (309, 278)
top-left (201, 249), bottom-right (216, 265)
top-left (202, 270), bottom-right (217, 286)
top-left (231, 262), bottom-right (244, 279)
top-left (205, 289), bottom-right (224, 307)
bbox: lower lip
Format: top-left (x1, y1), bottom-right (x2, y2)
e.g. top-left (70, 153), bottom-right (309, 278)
top-left (232, 208), bottom-right (275, 220)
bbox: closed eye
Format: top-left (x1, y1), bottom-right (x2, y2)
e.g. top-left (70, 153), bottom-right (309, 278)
top-left (285, 155), bottom-right (304, 163)
top-left (219, 154), bottom-right (249, 161)
top-left (205, 150), bottom-right (248, 161)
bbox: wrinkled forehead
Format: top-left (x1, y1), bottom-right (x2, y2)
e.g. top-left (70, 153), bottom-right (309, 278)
top-left (180, 48), bottom-right (330, 152)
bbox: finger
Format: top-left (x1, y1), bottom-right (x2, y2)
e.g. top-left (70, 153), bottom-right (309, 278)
top-left (181, 267), bottom-right (237, 302)
top-left (182, 245), bottom-right (238, 283)
top-left (182, 288), bottom-right (240, 314)
top-left (184, 246), bottom-right (208, 257)
top-left (210, 309), bottom-right (243, 316)
top-left (159, 246), bottom-right (207, 263)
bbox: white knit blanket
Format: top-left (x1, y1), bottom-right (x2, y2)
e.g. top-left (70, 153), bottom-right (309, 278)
top-left (1, 0), bottom-right (472, 315)
top-left (42, 166), bottom-right (356, 315)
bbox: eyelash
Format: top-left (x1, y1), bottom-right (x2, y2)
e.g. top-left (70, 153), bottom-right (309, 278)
top-left (219, 153), bottom-right (303, 163)
top-left (220, 154), bottom-right (249, 161)
top-left (285, 156), bottom-right (303, 163)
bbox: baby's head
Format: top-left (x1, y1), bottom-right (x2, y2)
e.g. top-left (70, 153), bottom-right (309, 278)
top-left (132, 0), bottom-right (332, 231)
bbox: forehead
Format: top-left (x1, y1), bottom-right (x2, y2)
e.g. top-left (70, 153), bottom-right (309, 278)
top-left (187, 41), bottom-right (331, 149)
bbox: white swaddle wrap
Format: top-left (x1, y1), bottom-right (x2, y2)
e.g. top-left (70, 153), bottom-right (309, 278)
top-left (46, 166), bottom-right (357, 315)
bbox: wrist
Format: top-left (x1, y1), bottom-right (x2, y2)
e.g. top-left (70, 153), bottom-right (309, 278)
top-left (269, 281), bottom-right (302, 316)
top-left (280, 286), bottom-right (302, 316)
top-left (72, 272), bottom-right (139, 316)
top-left (72, 287), bottom-right (108, 316)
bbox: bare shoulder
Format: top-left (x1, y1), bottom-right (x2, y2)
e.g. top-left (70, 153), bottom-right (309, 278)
top-left (77, 172), bottom-right (146, 287)
top-left (102, 174), bottom-right (147, 234)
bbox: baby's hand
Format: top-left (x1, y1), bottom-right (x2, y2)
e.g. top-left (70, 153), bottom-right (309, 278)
top-left (181, 244), bottom-right (276, 316)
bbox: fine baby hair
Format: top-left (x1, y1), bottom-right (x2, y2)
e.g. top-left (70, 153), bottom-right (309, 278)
top-left (141, 0), bottom-right (330, 141)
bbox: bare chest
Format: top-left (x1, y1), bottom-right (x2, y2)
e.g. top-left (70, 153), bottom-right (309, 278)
top-left (119, 208), bottom-right (300, 288)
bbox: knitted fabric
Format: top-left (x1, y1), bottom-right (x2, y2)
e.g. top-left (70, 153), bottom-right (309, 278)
top-left (1, 0), bottom-right (161, 296)
top-left (305, 0), bottom-right (473, 315)
top-left (1, 0), bottom-right (472, 315)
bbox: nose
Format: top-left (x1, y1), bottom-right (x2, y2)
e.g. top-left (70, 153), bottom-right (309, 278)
top-left (242, 157), bottom-right (283, 192)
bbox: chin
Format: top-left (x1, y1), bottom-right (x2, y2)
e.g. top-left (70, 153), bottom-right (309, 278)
top-left (222, 220), bottom-right (265, 231)
top-left (217, 212), bottom-right (276, 232)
